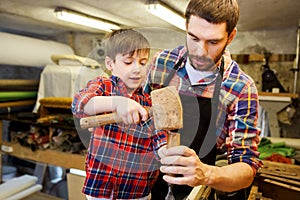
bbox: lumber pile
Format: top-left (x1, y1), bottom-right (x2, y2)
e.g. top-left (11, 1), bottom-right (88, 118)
top-left (0, 174), bottom-right (42, 199)
top-left (248, 161), bottom-right (300, 200)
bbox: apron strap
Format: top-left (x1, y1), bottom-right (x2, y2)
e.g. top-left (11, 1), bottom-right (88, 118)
top-left (198, 56), bottom-right (225, 158)
top-left (163, 51), bottom-right (188, 87)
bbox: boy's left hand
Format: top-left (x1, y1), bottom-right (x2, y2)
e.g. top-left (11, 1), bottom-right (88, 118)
top-left (115, 97), bottom-right (148, 124)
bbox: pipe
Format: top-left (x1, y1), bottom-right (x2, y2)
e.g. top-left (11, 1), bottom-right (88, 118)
top-left (293, 19), bottom-right (300, 94)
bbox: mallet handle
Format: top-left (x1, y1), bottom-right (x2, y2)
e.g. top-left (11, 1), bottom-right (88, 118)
top-left (167, 132), bottom-right (180, 148)
top-left (165, 131), bottom-right (180, 200)
top-left (80, 112), bottom-right (122, 129)
top-left (79, 107), bottom-right (151, 129)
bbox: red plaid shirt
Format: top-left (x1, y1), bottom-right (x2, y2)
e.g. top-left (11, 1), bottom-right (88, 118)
top-left (72, 76), bottom-right (167, 199)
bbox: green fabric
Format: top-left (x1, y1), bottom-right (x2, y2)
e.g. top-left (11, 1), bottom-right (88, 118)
top-left (0, 91), bottom-right (37, 101)
top-left (258, 138), bottom-right (295, 160)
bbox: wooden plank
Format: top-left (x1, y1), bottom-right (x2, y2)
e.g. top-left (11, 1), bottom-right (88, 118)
top-left (260, 174), bottom-right (300, 187)
top-left (259, 178), bottom-right (300, 199)
top-left (0, 100), bottom-right (36, 108)
top-left (186, 185), bottom-right (206, 200)
top-left (22, 192), bottom-right (63, 200)
top-left (258, 92), bottom-right (298, 98)
top-left (1, 142), bottom-right (85, 170)
top-left (258, 161), bottom-right (300, 181)
top-left (0, 79), bottom-right (39, 86)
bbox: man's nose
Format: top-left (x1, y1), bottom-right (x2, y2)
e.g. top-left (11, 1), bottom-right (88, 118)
top-left (196, 41), bottom-right (208, 56)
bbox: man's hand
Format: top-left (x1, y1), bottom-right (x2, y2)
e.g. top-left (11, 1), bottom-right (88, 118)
top-left (158, 145), bottom-right (210, 187)
top-left (115, 97), bottom-right (148, 124)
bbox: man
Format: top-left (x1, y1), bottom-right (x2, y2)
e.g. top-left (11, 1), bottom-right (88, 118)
top-left (144, 0), bottom-right (263, 199)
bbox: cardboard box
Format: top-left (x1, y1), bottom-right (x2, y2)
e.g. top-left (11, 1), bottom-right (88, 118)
top-left (67, 169), bottom-right (86, 200)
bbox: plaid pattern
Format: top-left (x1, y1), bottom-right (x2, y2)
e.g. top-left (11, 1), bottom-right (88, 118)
top-left (72, 76), bottom-right (167, 199)
top-left (144, 46), bottom-right (263, 172)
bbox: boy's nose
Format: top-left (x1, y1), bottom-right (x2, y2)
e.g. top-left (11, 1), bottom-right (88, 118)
top-left (132, 63), bottom-right (141, 72)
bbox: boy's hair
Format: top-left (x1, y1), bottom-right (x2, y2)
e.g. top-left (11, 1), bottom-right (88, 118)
top-left (104, 29), bottom-right (150, 61)
top-left (185, 0), bottom-right (239, 35)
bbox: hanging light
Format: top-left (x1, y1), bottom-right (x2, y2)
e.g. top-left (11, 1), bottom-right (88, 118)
top-left (54, 7), bottom-right (120, 32)
top-left (145, 0), bottom-right (186, 31)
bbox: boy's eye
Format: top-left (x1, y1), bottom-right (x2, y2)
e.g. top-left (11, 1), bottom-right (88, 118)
top-left (123, 59), bottom-right (133, 65)
top-left (124, 61), bottom-right (132, 65)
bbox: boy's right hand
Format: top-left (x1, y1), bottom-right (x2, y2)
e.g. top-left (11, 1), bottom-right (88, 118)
top-left (115, 97), bottom-right (148, 124)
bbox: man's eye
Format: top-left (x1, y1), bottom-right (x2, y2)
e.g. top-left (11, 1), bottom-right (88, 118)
top-left (209, 41), bottom-right (218, 45)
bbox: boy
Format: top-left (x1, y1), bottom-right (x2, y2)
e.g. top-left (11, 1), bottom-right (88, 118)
top-left (71, 29), bottom-right (167, 200)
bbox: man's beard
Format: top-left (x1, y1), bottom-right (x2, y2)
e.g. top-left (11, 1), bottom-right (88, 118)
top-left (188, 46), bottom-right (227, 71)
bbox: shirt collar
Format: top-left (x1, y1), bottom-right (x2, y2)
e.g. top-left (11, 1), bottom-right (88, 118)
top-left (186, 58), bottom-right (218, 86)
top-left (110, 75), bottom-right (143, 96)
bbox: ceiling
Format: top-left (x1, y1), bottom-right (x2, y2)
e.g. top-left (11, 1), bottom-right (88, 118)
top-left (0, 0), bottom-right (299, 39)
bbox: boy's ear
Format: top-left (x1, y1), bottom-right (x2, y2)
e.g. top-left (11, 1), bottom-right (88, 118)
top-left (105, 56), bottom-right (113, 71)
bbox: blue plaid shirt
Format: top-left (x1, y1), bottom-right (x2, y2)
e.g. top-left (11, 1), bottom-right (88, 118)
top-left (145, 46), bottom-right (263, 173)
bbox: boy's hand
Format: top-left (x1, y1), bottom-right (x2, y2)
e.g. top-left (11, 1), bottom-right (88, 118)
top-left (115, 97), bottom-right (148, 124)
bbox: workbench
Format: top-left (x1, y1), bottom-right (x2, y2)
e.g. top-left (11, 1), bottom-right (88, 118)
top-left (258, 92), bottom-right (298, 137)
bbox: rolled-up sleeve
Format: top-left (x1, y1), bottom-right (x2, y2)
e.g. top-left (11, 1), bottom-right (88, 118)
top-left (226, 80), bottom-right (263, 174)
top-left (71, 77), bottom-right (105, 118)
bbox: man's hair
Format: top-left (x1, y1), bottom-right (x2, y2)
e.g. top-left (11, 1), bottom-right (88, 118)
top-left (185, 0), bottom-right (239, 34)
top-left (104, 29), bottom-right (150, 60)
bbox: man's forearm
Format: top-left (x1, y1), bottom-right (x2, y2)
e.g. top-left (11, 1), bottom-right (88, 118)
top-left (205, 162), bottom-right (254, 192)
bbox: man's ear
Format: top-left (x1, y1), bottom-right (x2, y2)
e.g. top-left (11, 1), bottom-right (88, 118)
top-left (227, 28), bottom-right (237, 46)
top-left (105, 56), bottom-right (113, 71)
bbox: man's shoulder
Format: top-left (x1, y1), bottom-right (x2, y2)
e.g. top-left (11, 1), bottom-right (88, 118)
top-left (227, 61), bottom-right (254, 82)
top-left (157, 46), bottom-right (186, 60)
top-left (224, 61), bottom-right (257, 91)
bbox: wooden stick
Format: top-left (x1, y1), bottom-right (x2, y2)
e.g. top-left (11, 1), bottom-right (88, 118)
top-left (0, 100), bottom-right (35, 108)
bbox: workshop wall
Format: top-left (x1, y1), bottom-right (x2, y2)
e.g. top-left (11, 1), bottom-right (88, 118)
top-left (29, 26), bottom-right (300, 138)
top-left (65, 28), bottom-right (299, 89)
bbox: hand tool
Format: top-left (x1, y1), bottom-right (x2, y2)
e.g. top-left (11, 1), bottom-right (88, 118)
top-left (150, 86), bottom-right (182, 200)
top-left (79, 86), bottom-right (183, 131)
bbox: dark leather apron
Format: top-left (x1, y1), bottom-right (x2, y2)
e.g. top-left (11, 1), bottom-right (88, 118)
top-left (151, 54), bottom-right (224, 200)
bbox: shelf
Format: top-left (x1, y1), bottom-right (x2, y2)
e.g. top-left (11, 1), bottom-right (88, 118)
top-left (258, 92), bottom-right (298, 102)
top-left (0, 113), bottom-right (75, 130)
top-left (0, 113), bottom-right (86, 183)
top-left (258, 92), bottom-right (298, 137)
top-left (1, 142), bottom-right (85, 170)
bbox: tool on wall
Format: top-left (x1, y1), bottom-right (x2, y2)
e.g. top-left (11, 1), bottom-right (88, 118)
top-left (262, 51), bottom-right (286, 93)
